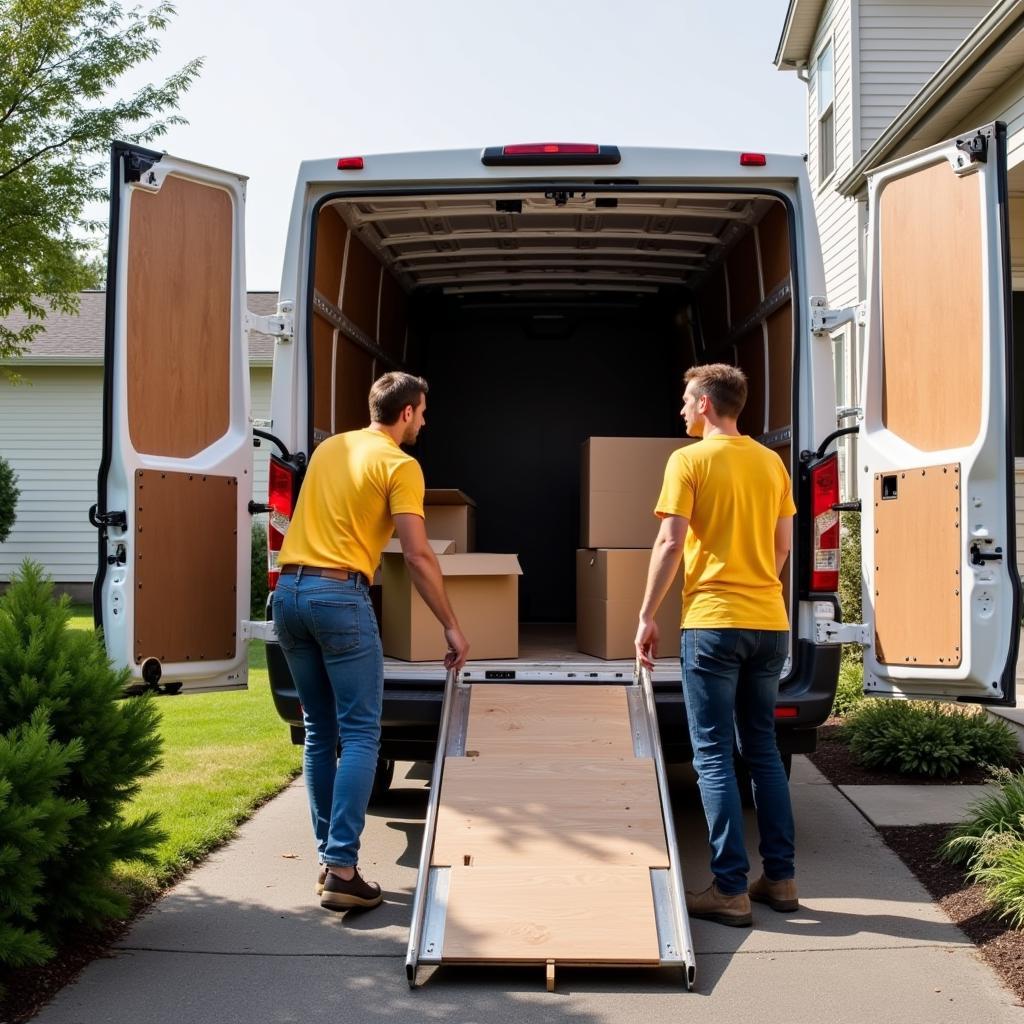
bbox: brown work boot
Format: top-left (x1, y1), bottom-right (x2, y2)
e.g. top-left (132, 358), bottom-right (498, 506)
top-left (320, 867), bottom-right (383, 910)
top-left (315, 866), bottom-right (327, 895)
top-left (749, 874), bottom-right (799, 912)
top-left (685, 882), bottom-right (752, 927)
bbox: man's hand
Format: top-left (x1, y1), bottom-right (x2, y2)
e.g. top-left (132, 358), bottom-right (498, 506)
top-left (635, 616), bottom-right (659, 671)
top-left (444, 625), bottom-right (470, 671)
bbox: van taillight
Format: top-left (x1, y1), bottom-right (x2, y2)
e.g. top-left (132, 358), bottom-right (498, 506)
top-left (809, 453), bottom-right (840, 592)
top-left (481, 143), bottom-right (621, 166)
top-left (266, 456), bottom-right (297, 592)
top-left (740, 153), bottom-right (767, 166)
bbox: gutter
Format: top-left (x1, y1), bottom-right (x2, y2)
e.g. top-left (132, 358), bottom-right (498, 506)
top-left (838, 0), bottom-right (1024, 197)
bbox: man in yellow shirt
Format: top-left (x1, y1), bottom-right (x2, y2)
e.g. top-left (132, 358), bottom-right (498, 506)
top-left (274, 372), bottom-right (469, 911)
top-left (635, 363), bottom-right (797, 927)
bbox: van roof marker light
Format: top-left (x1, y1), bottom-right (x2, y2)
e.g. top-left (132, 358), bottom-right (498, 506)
top-left (337, 157), bottom-right (364, 170)
top-left (482, 143), bottom-right (621, 166)
top-left (740, 153), bottom-right (767, 167)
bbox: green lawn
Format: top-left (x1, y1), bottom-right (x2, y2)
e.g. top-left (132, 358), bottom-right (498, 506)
top-left (68, 604), bottom-right (302, 900)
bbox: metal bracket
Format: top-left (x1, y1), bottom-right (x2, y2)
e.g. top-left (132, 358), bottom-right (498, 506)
top-left (814, 619), bottom-right (869, 645)
top-left (244, 300), bottom-right (294, 343)
top-left (88, 505), bottom-right (127, 530)
top-left (810, 296), bottom-right (865, 337)
top-left (241, 619), bottom-right (278, 642)
top-left (952, 130), bottom-right (989, 173)
top-left (836, 405), bottom-right (862, 421)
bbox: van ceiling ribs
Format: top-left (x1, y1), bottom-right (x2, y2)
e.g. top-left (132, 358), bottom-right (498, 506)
top-left (333, 193), bottom-right (766, 297)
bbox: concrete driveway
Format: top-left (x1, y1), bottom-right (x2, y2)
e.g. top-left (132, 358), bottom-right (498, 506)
top-left (33, 758), bottom-right (1023, 1023)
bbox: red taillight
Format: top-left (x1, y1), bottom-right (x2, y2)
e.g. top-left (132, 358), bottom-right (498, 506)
top-left (740, 153), bottom-right (767, 166)
top-left (481, 144), bottom-right (621, 166)
top-left (774, 706), bottom-right (799, 719)
top-left (266, 456), bottom-right (297, 591)
top-left (337, 157), bottom-right (364, 170)
top-left (809, 453), bottom-right (840, 592)
top-left (504, 143), bottom-right (599, 156)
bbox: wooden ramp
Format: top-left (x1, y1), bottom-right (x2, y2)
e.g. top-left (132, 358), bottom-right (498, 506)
top-left (406, 672), bottom-right (696, 990)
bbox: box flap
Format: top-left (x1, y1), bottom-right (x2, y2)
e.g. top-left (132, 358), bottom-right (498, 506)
top-left (382, 537), bottom-right (456, 555)
top-left (437, 553), bottom-right (522, 577)
top-left (424, 488), bottom-right (477, 508)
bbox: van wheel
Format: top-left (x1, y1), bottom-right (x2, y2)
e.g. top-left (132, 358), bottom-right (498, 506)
top-left (370, 757), bottom-right (395, 803)
top-left (735, 752), bottom-right (792, 807)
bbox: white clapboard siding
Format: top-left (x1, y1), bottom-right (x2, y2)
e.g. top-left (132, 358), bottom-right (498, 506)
top-left (808, 0), bottom-right (861, 310)
top-left (0, 365), bottom-right (271, 586)
top-left (858, 0), bottom-right (994, 154)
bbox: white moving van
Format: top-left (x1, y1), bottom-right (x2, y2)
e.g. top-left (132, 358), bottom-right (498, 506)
top-left (93, 127), bottom-right (1020, 787)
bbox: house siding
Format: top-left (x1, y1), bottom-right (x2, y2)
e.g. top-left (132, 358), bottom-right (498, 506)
top-left (0, 365), bottom-right (272, 589)
top-left (858, 0), bottom-right (994, 154)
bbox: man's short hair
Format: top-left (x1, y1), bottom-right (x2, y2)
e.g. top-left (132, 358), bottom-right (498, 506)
top-left (684, 363), bottom-right (748, 419)
top-left (369, 372), bottom-right (429, 425)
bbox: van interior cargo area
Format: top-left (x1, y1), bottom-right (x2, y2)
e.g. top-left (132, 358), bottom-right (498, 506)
top-left (309, 188), bottom-right (794, 664)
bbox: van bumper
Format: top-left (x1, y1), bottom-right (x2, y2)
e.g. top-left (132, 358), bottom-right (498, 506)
top-left (267, 638), bottom-right (841, 761)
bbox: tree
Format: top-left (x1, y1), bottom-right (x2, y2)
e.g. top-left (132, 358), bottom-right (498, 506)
top-left (0, 457), bottom-right (17, 543)
top-left (0, 0), bottom-right (201, 360)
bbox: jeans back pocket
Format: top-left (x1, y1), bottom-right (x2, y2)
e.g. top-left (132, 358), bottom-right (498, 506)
top-left (309, 600), bottom-right (361, 656)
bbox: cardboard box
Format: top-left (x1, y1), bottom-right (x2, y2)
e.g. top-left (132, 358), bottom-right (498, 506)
top-left (382, 552), bottom-right (522, 661)
top-left (424, 489), bottom-right (476, 552)
top-left (576, 549), bottom-right (683, 660)
top-left (580, 437), bottom-right (691, 548)
top-left (373, 537), bottom-right (456, 585)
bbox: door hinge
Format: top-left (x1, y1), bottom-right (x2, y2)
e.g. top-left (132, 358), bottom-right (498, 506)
top-left (241, 619), bottom-right (278, 642)
top-left (245, 301), bottom-right (294, 343)
top-left (810, 296), bottom-right (865, 337)
top-left (88, 505), bottom-right (127, 530)
top-left (954, 130), bottom-right (989, 171)
top-left (814, 620), bottom-right (869, 645)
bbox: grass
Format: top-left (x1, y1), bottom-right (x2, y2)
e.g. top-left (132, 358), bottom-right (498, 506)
top-left (67, 603), bottom-right (302, 900)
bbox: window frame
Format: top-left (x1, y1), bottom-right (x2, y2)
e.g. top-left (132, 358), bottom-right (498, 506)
top-left (815, 36), bottom-right (836, 189)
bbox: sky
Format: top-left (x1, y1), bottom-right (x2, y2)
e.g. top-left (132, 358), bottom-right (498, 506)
top-left (109, 0), bottom-right (808, 289)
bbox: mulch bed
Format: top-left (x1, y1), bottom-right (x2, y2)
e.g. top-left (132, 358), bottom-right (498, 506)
top-left (808, 717), bottom-right (1024, 1005)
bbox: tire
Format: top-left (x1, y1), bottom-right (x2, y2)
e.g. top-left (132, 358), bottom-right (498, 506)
top-left (369, 757), bottom-right (395, 803)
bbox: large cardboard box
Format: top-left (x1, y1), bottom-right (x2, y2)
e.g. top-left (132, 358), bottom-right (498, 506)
top-left (576, 548), bottom-right (683, 660)
top-left (424, 489), bottom-right (476, 552)
top-left (382, 552), bottom-right (522, 661)
top-left (580, 437), bottom-right (690, 549)
top-left (373, 537), bottom-right (456, 586)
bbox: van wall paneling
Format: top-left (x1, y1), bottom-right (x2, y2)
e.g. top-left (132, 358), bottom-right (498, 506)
top-left (340, 233), bottom-right (383, 340)
top-left (873, 464), bottom-right (962, 667)
top-left (758, 202), bottom-right (791, 295)
top-left (698, 264), bottom-right (729, 350)
top-left (379, 270), bottom-right (408, 361)
top-left (134, 469), bottom-right (237, 665)
top-left (727, 231), bottom-right (760, 329)
top-left (766, 303), bottom-right (793, 433)
top-left (127, 174), bottom-right (232, 458)
top-left (735, 328), bottom-right (767, 437)
top-left (879, 161), bottom-right (982, 452)
top-left (334, 337), bottom-right (375, 434)
top-left (311, 315), bottom-right (334, 442)
top-left (314, 206), bottom-right (348, 301)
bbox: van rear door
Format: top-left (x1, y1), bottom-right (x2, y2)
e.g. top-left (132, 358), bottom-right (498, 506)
top-left (860, 121), bottom-right (1020, 705)
top-left (93, 143), bottom-right (252, 693)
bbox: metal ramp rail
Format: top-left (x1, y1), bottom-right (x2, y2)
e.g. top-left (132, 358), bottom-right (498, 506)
top-left (405, 664), bottom-right (696, 991)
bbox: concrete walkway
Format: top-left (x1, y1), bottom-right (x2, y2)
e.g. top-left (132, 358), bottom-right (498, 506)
top-left (32, 758), bottom-right (1023, 1024)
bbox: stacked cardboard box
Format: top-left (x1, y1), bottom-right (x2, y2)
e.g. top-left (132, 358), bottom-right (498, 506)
top-left (577, 437), bottom-right (689, 659)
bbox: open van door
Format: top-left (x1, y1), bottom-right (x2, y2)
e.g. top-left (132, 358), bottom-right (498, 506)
top-left (92, 143), bottom-right (252, 694)
top-left (860, 121), bottom-right (1020, 705)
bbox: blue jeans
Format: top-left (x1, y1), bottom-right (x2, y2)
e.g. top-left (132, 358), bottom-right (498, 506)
top-left (272, 574), bottom-right (383, 868)
top-left (681, 628), bottom-right (795, 896)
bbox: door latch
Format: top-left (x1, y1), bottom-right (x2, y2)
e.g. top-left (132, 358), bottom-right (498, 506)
top-left (89, 505), bottom-right (127, 530)
top-left (970, 542), bottom-right (1003, 566)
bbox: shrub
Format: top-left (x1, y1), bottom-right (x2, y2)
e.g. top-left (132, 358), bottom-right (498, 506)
top-left (844, 699), bottom-right (1018, 778)
top-left (251, 522), bottom-right (269, 618)
top-left (831, 659), bottom-right (865, 718)
top-left (838, 511), bottom-right (862, 666)
top-left (0, 457), bottom-right (18, 544)
top-left (0, 561), bottom-right (165, 964)
top-left (942, 768), bottom-right (1024, 866)
top-left (965, 832), bottom-right (1024, 929)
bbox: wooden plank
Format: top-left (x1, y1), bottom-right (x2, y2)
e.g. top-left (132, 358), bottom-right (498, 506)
top-left (758, 201), bottom-right (791, 294)
top-left (311, 314), bottom-right (334, 442)
top-left (766, 303), bottom-right (793, 432)
top-left (465, 684), bottom-right (634, 756)
top-left (442, 866), bottom-right (660, 963)
top-left (432, 757), bottom-right (669, 868)
top-left (880, 160), bottom-right (982, 451)
top-left (314, 206), bottom-right (348, 301)
top-left (340, 234), bottom-right (382, 340)
top-left (727, 231), bottom-right (760, 328)
top-left (874, 463), bottom-right (962, 666)
top-left (735, 328), bottom-right (766, 436)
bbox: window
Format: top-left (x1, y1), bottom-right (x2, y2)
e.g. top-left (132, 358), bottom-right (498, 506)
top-left (817, 41), bottom-right (835, 184)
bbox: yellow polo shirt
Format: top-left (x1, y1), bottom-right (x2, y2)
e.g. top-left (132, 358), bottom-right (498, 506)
top-left (277, 428), bottom-right (425, 581)
top-left (655, 434), bottom-right (796, 630)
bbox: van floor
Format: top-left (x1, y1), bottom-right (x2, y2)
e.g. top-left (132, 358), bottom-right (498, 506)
top-left (382, 623), bottom-right (682, 681)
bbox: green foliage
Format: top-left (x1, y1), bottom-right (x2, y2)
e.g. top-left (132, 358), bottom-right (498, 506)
top-left (844, 699), bottom-right (1018, 778)
top-left (831, 659), bottom-right (865, 718)
top-left (838, 511), bottom-right (862, 666)
top-left (251, 522), bottom-right (268, 618)
top-left (0, 560), bottom-right (164, 969)
top-left (942, 767), bottom-right (1024, 866)
top-left (0, 458), bottom-right (17, 543)
top-left (966, 834), bottom-right (1024, 929)
top-left (0, 0), bottom-right (202, 360)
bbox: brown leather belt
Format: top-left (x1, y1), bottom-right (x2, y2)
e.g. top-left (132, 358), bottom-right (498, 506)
top-left (279, 565), bottom-right (369, 586)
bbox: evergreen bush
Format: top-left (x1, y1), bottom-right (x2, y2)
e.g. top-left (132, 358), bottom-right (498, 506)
top-left (0, 458), bottom-right (18, 544)
top-left (844, 699), bottom-right (1017, 778)
top-left (838, 511), bottom-right (862, 666)
top-left (251, 522), bottom-right (268, 618)
top-left (0, 561), bottom-right (165, 969)
top-left (831, 659), bottom-right (865, 718)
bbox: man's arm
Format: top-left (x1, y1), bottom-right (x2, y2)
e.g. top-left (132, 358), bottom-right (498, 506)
top-left (393, 513), bottom-right (469, 670)
top-left (635, 514), bottom-right (688, 670)
top-left (774, 515), bottom-right (793, 577)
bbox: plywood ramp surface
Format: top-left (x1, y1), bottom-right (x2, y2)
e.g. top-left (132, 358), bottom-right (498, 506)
top-left (465, 684), bottom-right (634, 756)
top-left (432, 757), bottom-right (669, 868)
top-left (442, 866), bottom-right (660, 963)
